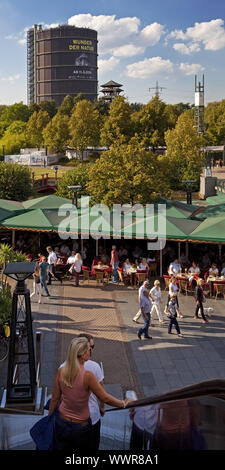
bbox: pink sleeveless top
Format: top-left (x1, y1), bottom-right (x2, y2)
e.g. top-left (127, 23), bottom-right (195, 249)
top-left (59, 365), bottom-right (90, 421)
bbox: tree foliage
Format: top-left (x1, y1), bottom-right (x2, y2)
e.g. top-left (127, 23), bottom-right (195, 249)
top-left (100, 96), bottom-right (134, 146)
top-left (0, 162), bottom-right (32, 200)
top-left (165, 110), bottom-right (205, 189)
top-left (25, 110), bottom-right (51, 147)
top-left (55, 162), bottom-right (93, 199)
top-left (87, 138), bottom-right (171, 206)
top-left (43, 113), bottom-right (70, 153)
top-left (69, 100), bottom-right (101, 156)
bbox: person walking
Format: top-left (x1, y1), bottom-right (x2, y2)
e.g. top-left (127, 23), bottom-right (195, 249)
top-left (150, 280), bottom-right (164, 325)
top-left (138, 290), bottom-right (152, 340)
top-left (133, 280), bottom-right (150, 323)
top-left (30, 264), bottom-right (42, 304)
top-left (194, 279), bottom-right (208, 323)
top-left (46, 246), bottom-right (62, 285)
top-left (71, 252), bottom-right (83, 287)
top-left (168, 277), bottom-right (183, 318)
top-left (110, 245), bottom-right (119, 283)
top-left (167, 294), bottom-right (183, 337)
top-left (49, 337), bottom-right (133, 452)
top-left (39, 256), bottom-right (50, 297)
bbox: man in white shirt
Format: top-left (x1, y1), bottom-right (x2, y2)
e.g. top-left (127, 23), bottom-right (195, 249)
top-left (63, 250), bottom-right (76, 275)
top-left (168, 259), bottom-right (181, 276)
top-left (46, 246), bottom-right (62, 285)
top-left (133, 280), bottom-right (151, 323)
top-left (59, 333), bottom-right (104, 452)
top-left (138, 290), bottom-right (152, 340)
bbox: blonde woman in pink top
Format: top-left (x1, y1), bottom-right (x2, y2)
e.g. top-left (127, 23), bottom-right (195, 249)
top-left (49, 337), bottom-right (132, 451)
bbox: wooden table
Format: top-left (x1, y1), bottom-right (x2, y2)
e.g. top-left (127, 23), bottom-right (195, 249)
top-left (207, 276), bottom-right (225, 298)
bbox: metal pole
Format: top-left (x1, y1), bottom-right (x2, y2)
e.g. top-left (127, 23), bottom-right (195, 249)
top-left (160, 240), bottom-right (163, 278)
top-left (178, 242), bottom-right (181, 261)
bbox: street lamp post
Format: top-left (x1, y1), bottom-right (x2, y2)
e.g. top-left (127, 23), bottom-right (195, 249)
top-left (68, 185), bottom-right (82, 207)
top-left (4, 262), bottom-right (37, 405)
top-left (182, 180), bottom-right (196, 205)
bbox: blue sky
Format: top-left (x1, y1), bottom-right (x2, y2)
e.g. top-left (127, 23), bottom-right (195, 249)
top-left (0, 0), bottom-right (225, 105)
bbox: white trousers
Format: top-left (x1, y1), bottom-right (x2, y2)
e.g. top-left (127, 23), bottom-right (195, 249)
top-left (30, 281), bottom-right (42, 303)
top-left (150, 302), bottom-right (163, 322)
top-left (133, 309), bottom-right (142, 321)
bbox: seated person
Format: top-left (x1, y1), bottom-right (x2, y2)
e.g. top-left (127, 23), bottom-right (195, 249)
top-left (208, 263), bottom-right (219, 277)
top-left (132, 245), bottom-right (143, 260)
top-left (62, 250), bottom-right (76, 273)
top-left (147, 252), bottom-right (156, 263)
top-left (221, 266), bottom-right (225, 276)
top-left (138, 257), bottom-right (149, 272)
top-left (60, 243), bottom-right (71, 257)
top-left (123, 258), bottom-right (132, 274)
top-left (16, 235), bottom-right (25, 251)
top-left (118, 245), bottom-right (128, 260)
top-left (179, 252), bottom-right (189, 265)
top-left (202, 253), bottom-right (211, 269)
top-left (188, 261), bottom-right (200, 284)
top-left (101, 253), bottom-right (110, 266)
top-left (168, 258), bottom-right (181, 276)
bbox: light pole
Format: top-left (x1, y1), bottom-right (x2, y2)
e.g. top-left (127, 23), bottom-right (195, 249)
top-left (182, 180), bottom-right (196, 205)
top-left (68, 185), bottom-right (82, 207)
top-left (4, 262), bottom-right (37, 405)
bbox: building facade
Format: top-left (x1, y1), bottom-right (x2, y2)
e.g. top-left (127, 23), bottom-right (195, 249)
top-left (27, 24), bottom-right (98, 107)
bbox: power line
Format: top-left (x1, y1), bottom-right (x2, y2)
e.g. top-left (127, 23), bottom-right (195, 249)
top-left (149, 80), bottom-right (166, 98)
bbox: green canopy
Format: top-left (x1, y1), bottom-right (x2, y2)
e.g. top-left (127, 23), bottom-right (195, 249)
top-left (189, 215), bottom-right (225, 242)
top-left (193, 203), bottom-right (225, 220)
top-left (159, 199), bottom-right (200, 219)
top-left (0, 198), bottom-right (24, 211)
top-left (22, 194), bottom-right (71, 210)
top-left (0, 208), bottom-right (66, 232)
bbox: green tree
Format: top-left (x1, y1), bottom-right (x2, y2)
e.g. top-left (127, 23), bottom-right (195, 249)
top-left (69, 100), bottom-right (101, 158)
top-left (56, 162), bottom-right (93, 199)
top-left (165, 110), bottom-right (205, 189)
top-left (0, 121), bottom-right (28, 154)
top-left (0, 102), bottom-right (30, 127)
top-left (25, 110), bottom-right (50, 147)
top-left (204, 100), bottom-right (225, 145)
top-left (39, 100), bottom-right (57, 118)
top-left (58, 95), bottom-right (75, 117)
top-left (0, 162), bottom-right (32, 200)
top-left (87, 138), bottom-right (171, 206)
top-left (93, 98), bottom-right (110, 116)
top-left (132, 96), bottom-right (170, 148)
top-left (43, 113), bottom-right (70, 153)
top-left (100, 96), bottom-right (134, 146)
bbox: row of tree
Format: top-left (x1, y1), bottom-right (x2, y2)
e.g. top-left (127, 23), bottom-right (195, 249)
top-left (0, 94), bottom-right (225, 157)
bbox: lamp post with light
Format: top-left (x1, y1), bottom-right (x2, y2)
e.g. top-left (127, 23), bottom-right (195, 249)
top-left (4, 262), bottom-right (37, 406)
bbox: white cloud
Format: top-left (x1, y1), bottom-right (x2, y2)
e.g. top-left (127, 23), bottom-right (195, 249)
top-left (140, 22), bottom-right (165, 46)
top-left (169, 19), bottom-right (225, 52)
top-left (98, 56), bottom-right (120, 74)
top-left (68, 13), bottom-right (140, 54)
top-left (179, 62), bottom-right (205, 75)
top-left (126, 56), bottom-right (173, 79)
top-left (68, 14), bottom-right (164, 56)
top-left (112, 44), bottom-right (145, 57)
top-left (173, 42), bottom-right (201, 55)
top-left (1, 74), bottom-right (20, 82)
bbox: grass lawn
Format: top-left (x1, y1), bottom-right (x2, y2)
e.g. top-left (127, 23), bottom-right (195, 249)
top-left (28, 166), bottom-right (69, 179)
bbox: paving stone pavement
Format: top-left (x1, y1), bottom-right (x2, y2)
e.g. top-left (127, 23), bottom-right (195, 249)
top-left (1, 278), bottom-right (225, 402)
